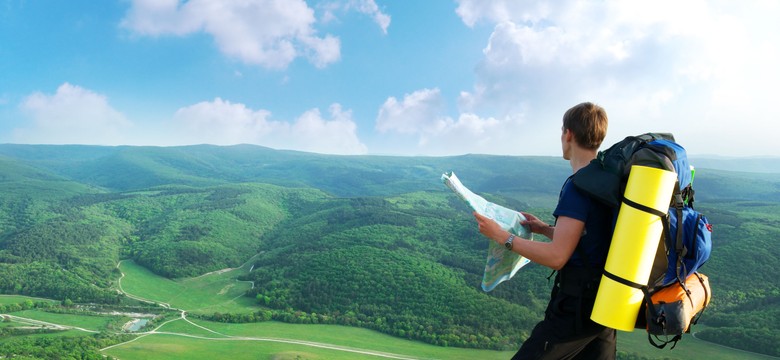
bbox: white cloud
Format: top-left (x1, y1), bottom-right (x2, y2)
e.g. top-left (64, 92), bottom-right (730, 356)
top-left (374, 88), bottom-right (533, 155)
top-left (376, 88), bottom-right (447, 135)
top-left (412, 112), bottom-right (507, 155)
top-left (121, 0), bottom-right (340, 69)
top-left (290, 104), bottom-right (367, 154)
top-left (11, 86), bottom-right (367, 154)
top-left (450, 0), bottom-right (780, 156)
top-left (172, 98), bottom-right (367, 155)
top-left (172, 97), bottom-right (276, 144)
top-left (346, 0), bottom-right (391, 34)
top-left (320, 0), bottom-right (391, 34)
top-left (14, 83), bottom-right (132, 145)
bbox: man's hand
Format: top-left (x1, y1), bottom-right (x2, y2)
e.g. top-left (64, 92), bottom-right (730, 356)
top-left (473, 212), bottom-right (507, 243)
top-left (521, 212), bottom-right (555, 240)
top-left (520, 212), bottom-right (550, 234)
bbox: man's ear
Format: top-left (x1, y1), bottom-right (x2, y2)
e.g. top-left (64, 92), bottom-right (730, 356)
top-left (563, 129), bottom-right (573, 142)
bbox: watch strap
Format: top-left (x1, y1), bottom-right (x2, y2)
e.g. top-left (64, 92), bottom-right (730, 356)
top-left (504, 234), bottom-right (515, 250)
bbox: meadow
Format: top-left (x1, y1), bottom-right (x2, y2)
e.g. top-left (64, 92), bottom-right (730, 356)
top-left (94, 259), bottom-right (774, 360)
top-left (117, 260), bottom-right (257, 314)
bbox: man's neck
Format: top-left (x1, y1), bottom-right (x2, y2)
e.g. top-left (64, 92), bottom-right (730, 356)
top-left (570, 149), bottom-right (598, 173)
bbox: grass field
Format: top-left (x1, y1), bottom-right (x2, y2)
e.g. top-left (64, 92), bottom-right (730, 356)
top-left (117, 259), bottom-right (256, 314)
top-left (105, 333), bottom-right (428, 360)
top-left (104, 321), bottom-right (515, 360)
top-left (0, 295), bottom-right (58, 305)
top-left (7, 309), bottom-right (120, 332)
top-left (155, 317), bottom-right (230, 339)
top-left (102, 262), bottom-right (779, 360)
top-left (101, 319), bottom-right (780, 360)
top-left (615, 327), bottom-right (778, 360)
top-left (4, 263), bottom-right (770, 359)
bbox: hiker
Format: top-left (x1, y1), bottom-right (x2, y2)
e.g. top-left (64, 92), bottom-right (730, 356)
top-left (474, 102), bottom-right (616, 359)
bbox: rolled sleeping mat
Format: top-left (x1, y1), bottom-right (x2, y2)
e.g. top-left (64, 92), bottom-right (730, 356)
top-left (590, 165), bottom-right (678, 331)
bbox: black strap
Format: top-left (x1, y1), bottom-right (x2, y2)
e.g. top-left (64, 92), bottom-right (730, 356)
top-left (622, 196), bottom-right (667, 218)
top-left (674, 186), bottom-right (686, 283)
top-left (690, 272), bottom-right (709, 328)
top-left (603, 269), bottom-right (645, 290)
top-left (547, 270), bottom-right (556, 284)
top-left (603, 269), bottom-right (661, 320)
top-left (649, 333), bottom-right (682, 349)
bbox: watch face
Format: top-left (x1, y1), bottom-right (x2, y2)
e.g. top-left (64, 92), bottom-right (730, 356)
top-left (504, 238), bottom-right (513, 250)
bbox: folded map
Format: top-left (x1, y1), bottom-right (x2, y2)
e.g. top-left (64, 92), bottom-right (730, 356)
top-left (441, 171), bottom-right (533, 292)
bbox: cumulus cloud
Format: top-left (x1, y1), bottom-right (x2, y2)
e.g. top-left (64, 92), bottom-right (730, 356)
top-left (376, 88), bottom-right (448, 135)
top-left (455, 1), bottom-right (685, 116)
top-left (172, 97), bottom-right (276, 143)
top-left (14, 83), bottom-right (132, 145)
top-left (374, 88), bottom-right (528, 155)
top-left (320, 0), bottom-right (391, 34)
top-left (11, 85), bottom-right (367, 154)
top-left (121, 0), bottom-right (340, 69)
top-left (450, 0), bottom-right (780, 156)
top-left (172, 98), bottom-right (367, 155)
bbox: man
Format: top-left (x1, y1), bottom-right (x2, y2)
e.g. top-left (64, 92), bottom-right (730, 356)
top-left (474, 102), bottom-right (616, 359)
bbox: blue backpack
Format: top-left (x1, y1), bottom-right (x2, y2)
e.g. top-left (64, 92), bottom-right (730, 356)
top-left (642, 137), bottom-right (712, 288)
top-left (572, 133), bottom-right (713, 347)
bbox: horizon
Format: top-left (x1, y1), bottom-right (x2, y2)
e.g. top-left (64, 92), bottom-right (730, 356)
top-left (2, 142), bottom-right (779, 162)
top-left (1, 1), bottom-right (778, 157)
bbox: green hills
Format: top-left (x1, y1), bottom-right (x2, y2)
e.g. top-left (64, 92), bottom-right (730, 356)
top-left (0, 143), bottom-right (778, 358)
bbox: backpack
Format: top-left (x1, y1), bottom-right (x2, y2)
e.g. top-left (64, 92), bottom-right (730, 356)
top-left (572, 133), bottom-right (713, 348)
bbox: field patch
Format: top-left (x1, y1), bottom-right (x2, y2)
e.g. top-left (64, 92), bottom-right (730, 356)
top-left (8, 309), bottom-right (120, 332)
top-left (104, 320), bottom-right (515, 360)
top-left (118, 260), bottom-right (255, 314)
top-left (0, 295), bottom-right (58, 305)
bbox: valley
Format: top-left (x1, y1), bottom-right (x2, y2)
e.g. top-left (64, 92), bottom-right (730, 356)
top-left (1, 144), bottom-right (778, 359)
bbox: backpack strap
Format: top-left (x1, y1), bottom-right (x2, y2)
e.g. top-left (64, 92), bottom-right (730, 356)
top-left (642, 283), bottom-right (683, 349)
top-left (649, 332), bottom-right (682, 350)
top-left (690, 272), bottom-right (710, 327)
top-left (669, 182), bottom-right (690, 289)
top-left (622, 197), bottom-right (667, 218)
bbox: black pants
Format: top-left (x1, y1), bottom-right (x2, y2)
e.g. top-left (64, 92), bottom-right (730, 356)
top-left (512, 274), bottom-right (616, 360)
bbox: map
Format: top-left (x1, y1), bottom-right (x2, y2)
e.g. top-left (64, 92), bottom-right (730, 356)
top-left (441, 172), bottom-right (533, 292)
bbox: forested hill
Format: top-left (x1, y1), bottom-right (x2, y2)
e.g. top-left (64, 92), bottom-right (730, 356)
top-left (0, 143), bottom-right (570, 197)
top-left (690, 155), bottom-right (780, 173)
top-left (1, 143), bottom-right (779, 356)
top-left (1, 143), bottom-right (776, 200)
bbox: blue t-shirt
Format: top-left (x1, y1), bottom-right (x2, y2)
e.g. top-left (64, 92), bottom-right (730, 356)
top-left (553, 175), bottom-right (614, 268)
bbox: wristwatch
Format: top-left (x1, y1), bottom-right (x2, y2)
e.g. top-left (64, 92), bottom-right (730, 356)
top-left (504, 234), bottom-right (515, 250)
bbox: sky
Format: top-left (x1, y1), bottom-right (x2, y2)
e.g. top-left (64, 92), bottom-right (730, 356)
top-left (1, 0), bottom-right (778, 157)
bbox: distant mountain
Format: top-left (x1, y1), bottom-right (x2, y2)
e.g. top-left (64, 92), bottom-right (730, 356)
top-left (2, 144), bottom-right (776, 203)
top-left (690, 155), bottom-right (780, 173)
top-left (0, 144), bottom-right (571, 197)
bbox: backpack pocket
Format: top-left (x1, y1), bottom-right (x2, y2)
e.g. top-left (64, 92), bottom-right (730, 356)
top-left (646, 273), bottom-right (711, 340)
top-left (664, 207), bottom-right (712, 285)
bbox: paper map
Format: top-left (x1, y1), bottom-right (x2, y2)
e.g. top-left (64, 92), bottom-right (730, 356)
top-left (441, 171), bottom-right (533, 292)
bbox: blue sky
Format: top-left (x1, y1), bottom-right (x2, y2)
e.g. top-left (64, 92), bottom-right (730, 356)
top-left (1, 0), bottom-right (778, 157)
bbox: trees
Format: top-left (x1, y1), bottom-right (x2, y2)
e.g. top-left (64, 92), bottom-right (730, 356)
top-left (0, 334), bottom-right (130, 360)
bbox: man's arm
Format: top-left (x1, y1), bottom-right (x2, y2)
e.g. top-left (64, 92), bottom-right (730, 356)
top-left (474, 212), bottom-right (584, 270)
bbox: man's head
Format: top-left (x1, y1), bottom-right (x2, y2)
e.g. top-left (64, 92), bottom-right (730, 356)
top-left (562, 102), bottom-right (608, 151)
